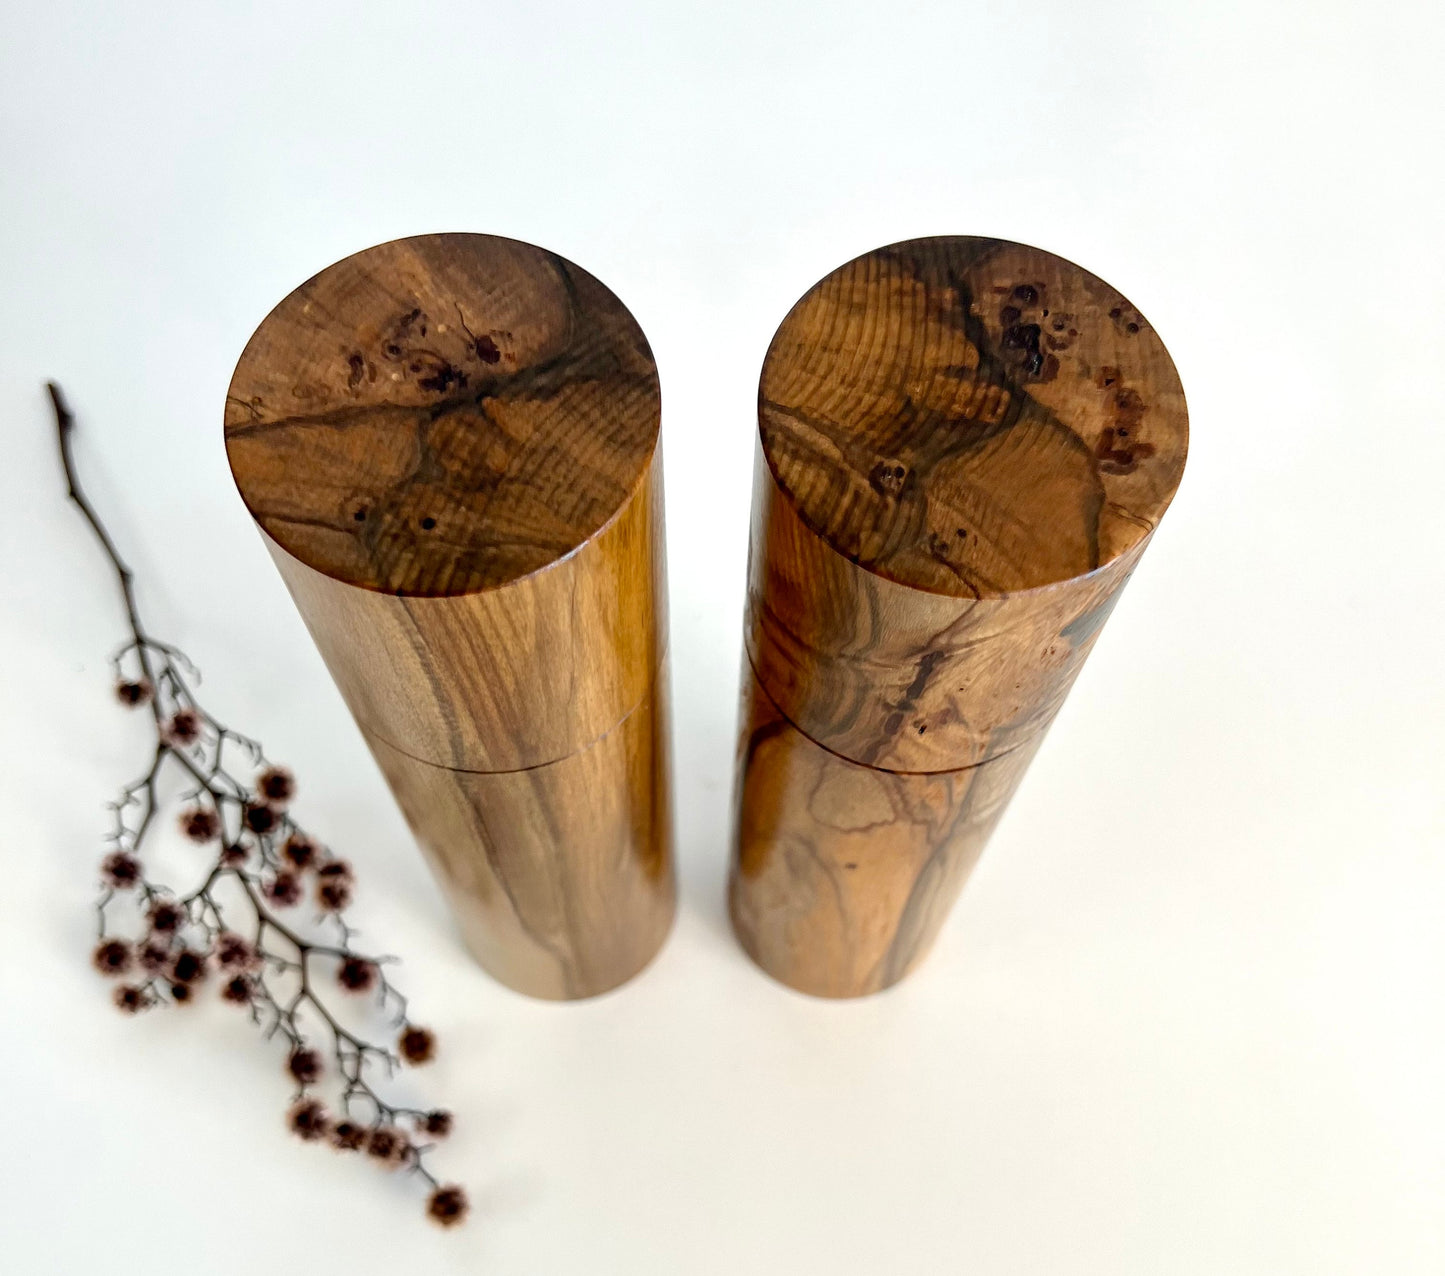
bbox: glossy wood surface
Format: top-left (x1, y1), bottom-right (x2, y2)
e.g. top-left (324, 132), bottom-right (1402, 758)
top-left (226, 234), bottom-right (673, 997)
top-left (731, 662), bottom-right (1039, 998)
top-left (746, 449), bottom-right (1142, 773)
top-left (367, 672), bottom-right (674, 1000)
top-left (733, 236), bottom-right (1187, 995)
top-left (759, 236), bottom-right (1186, 599)
top-left (226, 233), bottom-right (660, 597)
top-left (260, 459), bottom-right (664, 772)
top-left (227, 233), bottom-right (666, 771)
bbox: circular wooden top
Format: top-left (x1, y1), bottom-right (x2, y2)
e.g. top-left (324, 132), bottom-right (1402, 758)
top-left (226, 234), bottom-right (660, 596)
top-left (758, 236), bottom-right (1188, 598)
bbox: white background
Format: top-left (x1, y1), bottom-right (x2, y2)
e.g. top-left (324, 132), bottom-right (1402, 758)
top-left (2, 2), bottom-right (1442, 1271)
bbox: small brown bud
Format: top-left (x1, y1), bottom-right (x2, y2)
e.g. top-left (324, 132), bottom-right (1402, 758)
top-left (115, 679), bottom-right (153, 708)
top-left (287, 1047), bottom-right (322, 1085)
top-left (147, 900), bottom-right (184, 932)
top-left (337, 956), bottom-right (377, 994)
top-left (179, 806), bottom-right (221, 843)
top-left (426, 1184), bottom-right (469, 1228)
top-left (92, 938), bottom-right (133, 977)
top-left (317, 880), bottom-right (352, 912)
top-left (329, 1119), bottom-right (366, 1152)
top-left (113, 984), bottom-right (150, 1014)
top-left (288, 1098), bottom-right (330, 1142)
top-left (316, 875), bottom-right (353, 913)
top-left (164, 708), bottom-right (203, 746)
top-left (282, 833), bottom-right (320, 871)
top-left (215, 932), bottom-right (257, 970)
top-left (365, 1125), bottom-right (409, 1168)
top-left (398, 1025), bottom-right (436, 1066)
top-left (101, 850), bottom-right (142, 889)
top-left (264, 872), bottom-right (302, 908)
top-left (243, 803), bottom-right (277, 835)
top-left (257, 766), bottom-right (295, 807)
top-left (138, 940), bottom-right (171, 972)
top-left (170, 948), bottom-right (207, 984)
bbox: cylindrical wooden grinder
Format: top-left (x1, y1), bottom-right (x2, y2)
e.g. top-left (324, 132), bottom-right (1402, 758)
top-left (225, 233), bottom-right (673, 1000)
top-left (732, 236), bottom-right (1188, 997)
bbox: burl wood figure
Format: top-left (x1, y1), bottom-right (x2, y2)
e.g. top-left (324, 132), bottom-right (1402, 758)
top-left (732, 236), bottom-right (1188, 997)
top-left (226, 233), bottom-right (673, 999)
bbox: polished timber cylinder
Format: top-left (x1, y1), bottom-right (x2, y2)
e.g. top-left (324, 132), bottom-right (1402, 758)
top-left (731, 236), bottom-right (1189, 998)
top-left (226, 233), bottom-right (673, 999)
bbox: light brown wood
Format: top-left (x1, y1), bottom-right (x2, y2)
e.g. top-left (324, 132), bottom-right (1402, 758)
top-left (226, 233), bottom-right (673, 998)
top-left (257, 461), bottom-right (664, 772)
top-left (732, 236), bottom-right (1188, 996)
top-left (730, 661), bottom-right (1040, 998)
top-left (746, 450), bottom-right (1142, 773)
top-left (367, 672), bottom-right (673, 1000)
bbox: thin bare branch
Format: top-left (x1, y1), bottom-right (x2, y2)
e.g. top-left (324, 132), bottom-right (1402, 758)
top-left (55, 383), bottom-right (465, 1227)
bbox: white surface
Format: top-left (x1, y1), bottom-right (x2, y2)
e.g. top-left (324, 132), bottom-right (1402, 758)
top-left (2, 2), bottom-right (1442, 1271)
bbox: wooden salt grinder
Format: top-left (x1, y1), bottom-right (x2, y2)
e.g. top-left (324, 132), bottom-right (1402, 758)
top-left (732, 236), bottom-right (1188, 998)
top-left (226, 233), bottom-right (673, 1000)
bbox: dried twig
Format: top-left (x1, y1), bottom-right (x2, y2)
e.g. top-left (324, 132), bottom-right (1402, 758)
top-left (52, 382), bottom-right (468, 1228)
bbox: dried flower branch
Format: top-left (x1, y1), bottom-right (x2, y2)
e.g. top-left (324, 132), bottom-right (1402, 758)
top-left (50, 382), bottom-right (467, 1228)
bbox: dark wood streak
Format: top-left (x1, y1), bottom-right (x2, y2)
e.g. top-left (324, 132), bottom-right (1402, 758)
top-left (925, 242), bottom-right (1107, 575)
top-left (744, 449), bottom-right (1151, 773)
top-left (457, 760), bottom-right (579, 996)
top-left (873, 727), bottom-right (1043, 989)
top-left (758, 237), bottom-right (1183, 601)
top-left (731, 236), bottom-right (1188, 996)
top-left (730, 661), bottom-right (1042, 997)
top-left (227, 233), bottom-right (658, 599)
top-left (396, 594), bottom-right (473, 766)
top-left (363, 672), bottom-right (673, 1001)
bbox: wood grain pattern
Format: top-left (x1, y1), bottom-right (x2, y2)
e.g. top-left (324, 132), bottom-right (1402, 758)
top-left (366, 671), bottom-right (674, 1000)
top-left (745, 448), bottom-right (1142, 773)
top-left (226, 233), bottom-right (673, 998)
top-left (730, 661), bottom-right (1039, 998)
top-left (732, 236), bottom-right (1187, 995)
top-left (226, 233), bottom-right (659, 597)
top-left (759, 236), bottom-right (1186, 599)
top-left (259, 458), bottom-right (664, 772)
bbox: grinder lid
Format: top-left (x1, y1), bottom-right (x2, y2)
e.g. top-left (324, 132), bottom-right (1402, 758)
top-left (226, 232), bottom-right (660, 598)
top-left (758, 235), bottom-right (1188, 599)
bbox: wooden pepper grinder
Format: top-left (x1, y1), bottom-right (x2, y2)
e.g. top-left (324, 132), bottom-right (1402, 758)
top-left (731, 236), bottom-right (1188, 998)
top-left (225, 233), bottom-right (673, 1000)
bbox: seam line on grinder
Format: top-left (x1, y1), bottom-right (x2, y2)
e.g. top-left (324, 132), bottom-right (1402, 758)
top-left (357, 648), bottom-right (670, 777)
top-left (742, 645), bottom-right (1045, 780)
